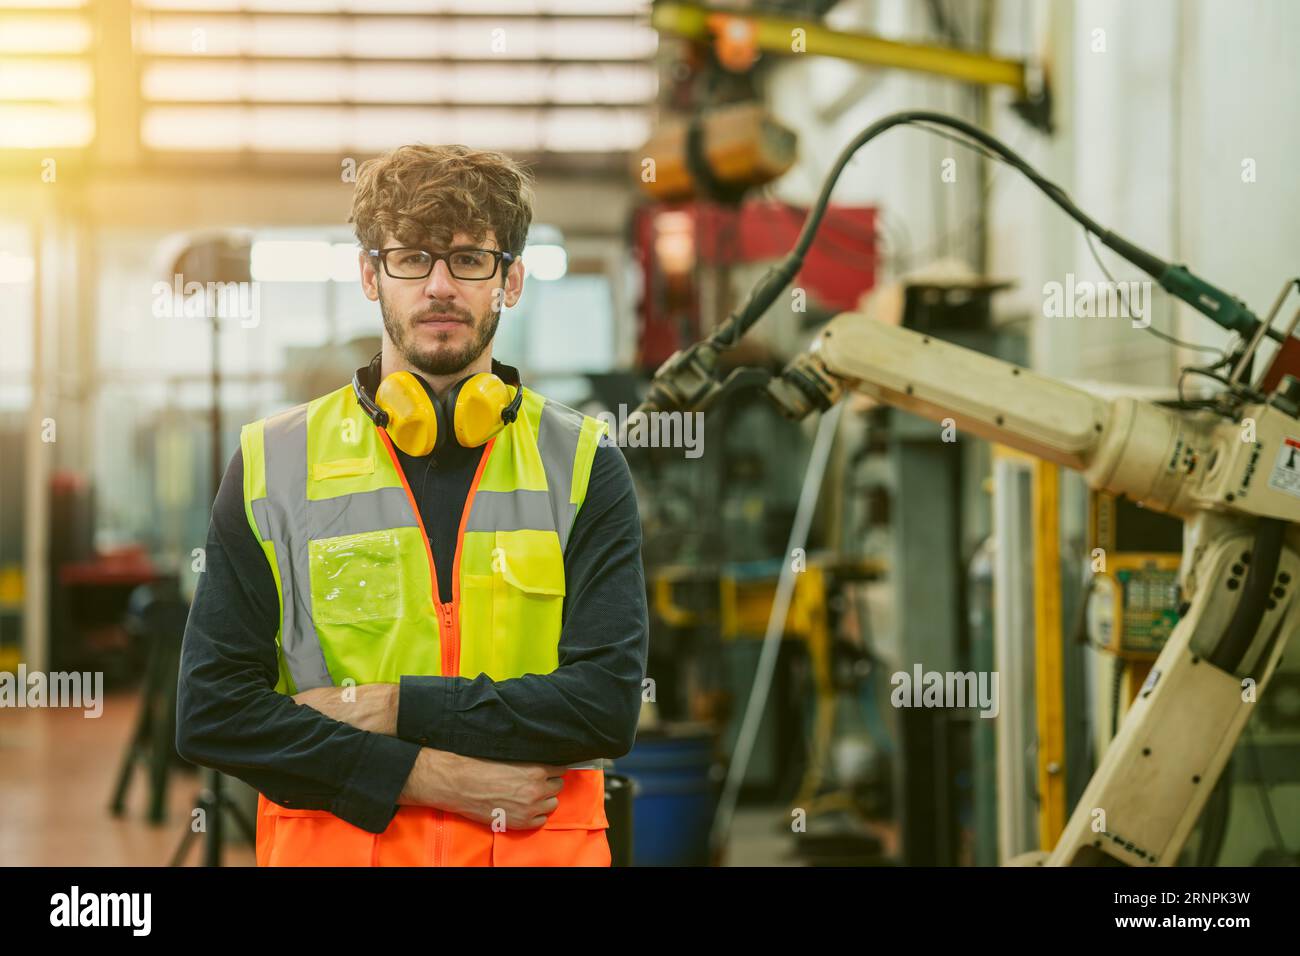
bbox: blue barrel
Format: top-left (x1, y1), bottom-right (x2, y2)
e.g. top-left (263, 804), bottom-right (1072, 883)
top-left (612, 726), bottom-right (719, 866)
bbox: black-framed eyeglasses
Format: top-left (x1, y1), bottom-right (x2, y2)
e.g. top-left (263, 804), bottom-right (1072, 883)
top-left (368, 246), bottom-right (515, 281)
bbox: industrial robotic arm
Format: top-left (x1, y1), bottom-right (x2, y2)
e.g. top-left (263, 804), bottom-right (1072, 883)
top-left (792, 311), bottom-right (1300, 866)
top-left (634, 111), bottom-right (1300, 866)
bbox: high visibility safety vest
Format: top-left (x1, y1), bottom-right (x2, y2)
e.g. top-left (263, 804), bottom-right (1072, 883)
top-left (239, 378), bottom-right (612, 866)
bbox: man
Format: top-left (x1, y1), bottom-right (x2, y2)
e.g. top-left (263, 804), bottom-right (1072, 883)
top-left (176, 144), bottom-right (648, 867)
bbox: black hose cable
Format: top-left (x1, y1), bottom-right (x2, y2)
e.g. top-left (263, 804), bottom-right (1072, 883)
top-left (1082, 230), bottom-right (1227, 358)
top-left (641, 110), bottom-right (1273, 418)
top-left (702, 110), bottom-right (1175, 355)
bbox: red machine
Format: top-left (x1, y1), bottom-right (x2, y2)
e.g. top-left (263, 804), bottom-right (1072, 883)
top-left (633, 199), bottom-right (878, 370)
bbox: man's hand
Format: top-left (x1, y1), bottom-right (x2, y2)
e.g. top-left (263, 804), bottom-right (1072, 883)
top-left (399, 749), bottom-right (567, 830)
top-left (296, 683), bottom-right (567, 830)
top-left (293, 683), bottom-right (398, 736)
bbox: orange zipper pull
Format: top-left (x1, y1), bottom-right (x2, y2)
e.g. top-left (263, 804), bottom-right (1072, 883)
top-left (439, 602), bottom-right (456, 677)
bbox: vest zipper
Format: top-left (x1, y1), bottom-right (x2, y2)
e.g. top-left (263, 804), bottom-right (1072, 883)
top-left (375, 427), bottom-right (492, 675)
top-left (441, 440), bottom-right (492, 678)
top-left (438, 602), bottom-right (456, 677)
top-left (376, 426), bottom-right (496, 868)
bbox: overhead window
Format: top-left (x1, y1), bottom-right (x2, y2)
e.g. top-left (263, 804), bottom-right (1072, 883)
top-left (132, 0), bottom-right (656, 154)
top-left (0, 0), bottom-right (94, 148)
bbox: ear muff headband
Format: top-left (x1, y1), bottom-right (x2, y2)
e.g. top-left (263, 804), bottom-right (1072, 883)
top-left (352, 366), bottom-right (387, 426)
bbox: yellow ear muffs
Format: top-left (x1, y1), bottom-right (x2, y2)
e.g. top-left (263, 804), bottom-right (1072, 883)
top-left (450, 372), bottom-right (517, 447)
top-left (374, 370), bottom-right (440, 457)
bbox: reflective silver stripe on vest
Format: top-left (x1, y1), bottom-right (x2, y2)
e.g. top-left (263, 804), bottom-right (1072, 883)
top-left (464, 398), bottom-right (588, 549)
top-left (536, 399), bottom-right (586, 552)
top-left (464, 488), bottom-right (555, 535)
top-left (256, 484), bottom-right (417, 540)
top-left (259, 404), bottom-right (333, 692)
top-left (309, 485), bottom-right (418, 537)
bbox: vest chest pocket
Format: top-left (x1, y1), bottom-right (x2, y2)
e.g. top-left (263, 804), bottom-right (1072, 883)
top-left (489, 529), bottom-right (567, 678)
top-left (309, 529), bottom-right (404, 624)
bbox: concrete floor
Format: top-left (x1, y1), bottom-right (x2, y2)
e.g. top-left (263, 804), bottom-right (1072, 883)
top-left (0, 691), bottom-right (255, 867)
top-left (723, 804), bottom-right (899, 866)
top-left (723, 806), bottom-right (804, 866)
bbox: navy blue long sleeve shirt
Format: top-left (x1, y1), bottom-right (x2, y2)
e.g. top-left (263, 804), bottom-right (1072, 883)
top-left (175, 378), bottom-right (648, 834)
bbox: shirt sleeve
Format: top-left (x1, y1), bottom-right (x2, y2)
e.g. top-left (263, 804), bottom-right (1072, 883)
top-left (395, 439), bottom-right (649, 764)
top-left (175, 445), bottom-right (421, 834)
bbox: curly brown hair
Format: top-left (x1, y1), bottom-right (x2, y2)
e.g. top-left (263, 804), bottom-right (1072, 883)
top-left (349, 144), bottom-right (536, 257)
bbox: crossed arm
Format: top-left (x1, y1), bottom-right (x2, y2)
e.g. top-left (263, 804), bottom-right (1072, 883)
top-left (289, 684), bottom-right (560, 829)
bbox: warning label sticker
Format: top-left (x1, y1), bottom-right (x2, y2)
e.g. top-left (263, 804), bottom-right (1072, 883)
top-left (1268, 437), bottom-right (1300, 498)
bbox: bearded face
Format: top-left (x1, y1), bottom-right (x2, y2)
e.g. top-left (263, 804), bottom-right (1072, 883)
top-left (363, 229), bottom-right (516, 378)
top-left (378, 274), bottom-right (502, 377)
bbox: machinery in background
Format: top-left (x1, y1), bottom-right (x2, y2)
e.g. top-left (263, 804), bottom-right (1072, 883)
top-left (643, 550), bottom-right (892, 865)
top-left (830, 273), bottom-right (1024, 865)
top-left (1084, 489), bottom-right (1300, 866)
top-left (601, 327), bottom-right (898, 863)
top-left (633, 389), bottom-right (812, 808)
top-left (630, 25), bottom-right (878, 374)
top-left (650, 0), bottom-right (1052, 131)
top-left (661, 287), bottom-right (1300, 866)
top-left (0, 430), bottom-right (162, 686)
top-left (629, 266), bottom-right (1026, 866)
top-left (548, 368), bottom-right (827, 863)
top-left (633, 110), bottom-right (1300, 866)
top-left (1086, 490), bottom-right (1184, 717)
top-left (632, 199), bottom-right (878, 372)
top-left (634, 101), bottom-right (796, 204)
top-left (626, 0), bottom-right (1055, 859)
